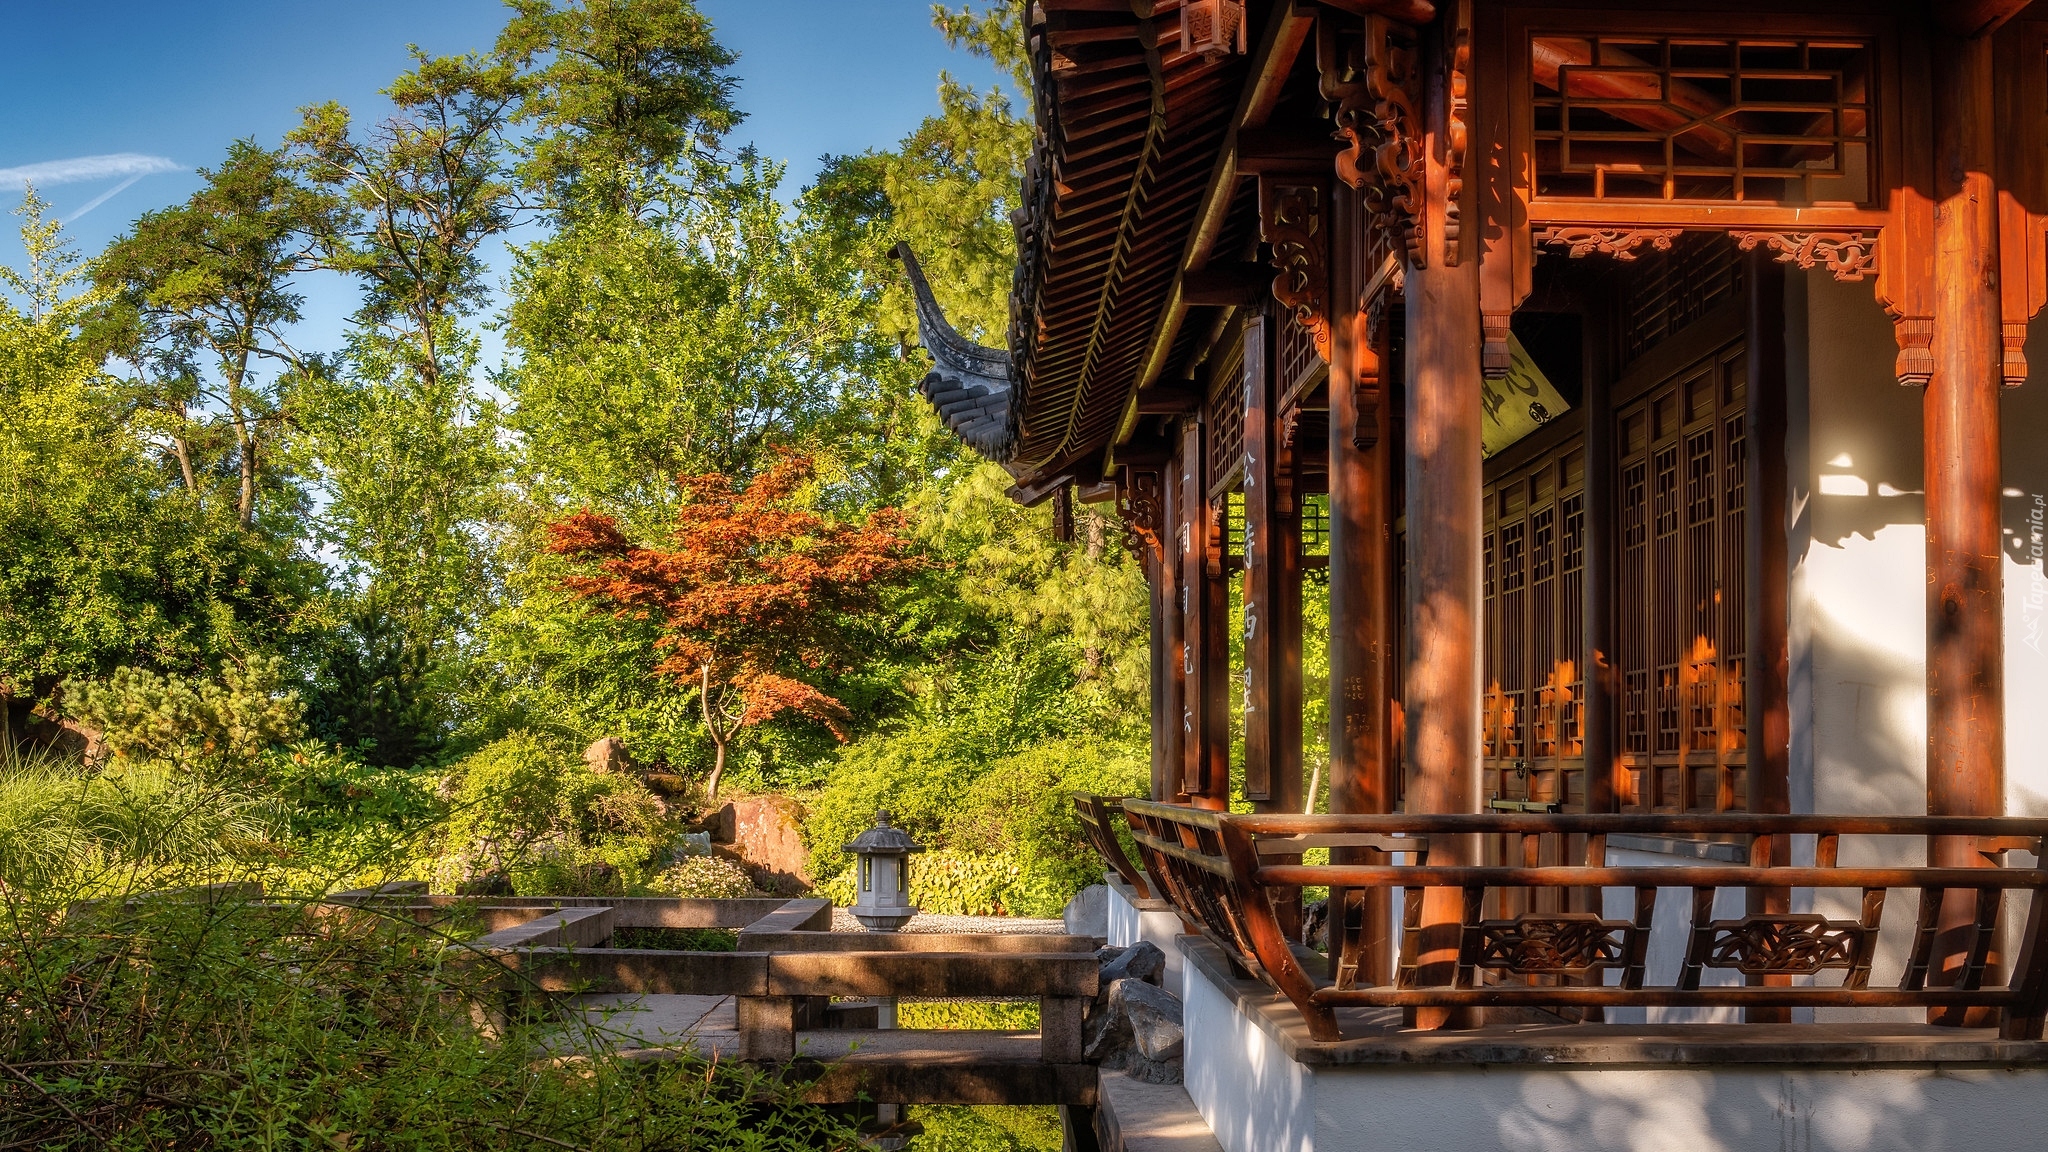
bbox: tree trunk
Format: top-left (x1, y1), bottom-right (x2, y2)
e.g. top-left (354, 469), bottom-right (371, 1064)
top-left (701, 663), bottom-right (729, 800)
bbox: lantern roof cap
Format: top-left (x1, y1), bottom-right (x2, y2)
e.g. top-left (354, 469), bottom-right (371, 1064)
top-left (844, 810), bottom-right (924, 855)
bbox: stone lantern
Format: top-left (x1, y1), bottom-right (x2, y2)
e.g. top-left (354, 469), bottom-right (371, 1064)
top-left (844, 810), bottom-right (923, 932)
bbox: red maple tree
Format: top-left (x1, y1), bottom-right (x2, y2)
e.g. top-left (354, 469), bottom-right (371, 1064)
top-left (546, 454), bottom-right (922, 798)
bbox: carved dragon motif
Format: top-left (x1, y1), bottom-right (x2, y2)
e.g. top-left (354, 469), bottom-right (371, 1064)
top-left (1731, 231), bottom-right (1878, 281)
top-left (1534, 226), bottom-right (1685, 261)
top-left (1262, 181), bottom-right (1331, 363)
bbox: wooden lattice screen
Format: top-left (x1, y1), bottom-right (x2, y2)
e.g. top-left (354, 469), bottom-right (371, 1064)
top-left (1617, 337), bottom-right (1749, 813)
top-left (1621, 232), bottom-right (1743, 363)
top-left (1528, 35), bottom-right (1875, 206)
top-left (1482, 447), bottom-right (1588, 811)
top-left (1205, 337), bottom-right (1247, 499)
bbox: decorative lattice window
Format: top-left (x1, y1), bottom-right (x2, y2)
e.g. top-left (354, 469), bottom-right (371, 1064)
top-left (1529, 35), bottom-right (1874, 206)
top-left (1621, 233), bottom-right (1743, 363)
top-left (1276, 308), bottom-right (1322, 395)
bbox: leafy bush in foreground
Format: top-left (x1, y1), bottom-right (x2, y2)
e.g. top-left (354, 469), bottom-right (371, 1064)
top-left (0, 889), bottom-right (863, 1150)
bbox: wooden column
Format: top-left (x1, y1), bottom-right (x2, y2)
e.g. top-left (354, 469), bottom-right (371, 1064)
top-left (1243, 312), bottom-right (1304, 936)
top-left (1182, 417), bottom-right (1231, 809)
top-left (1160, 451), bottom-right (1188, 802)
top-left (1243, 314), bottom-right (1303, 812)
top-left (1403, 17), bottom-right (1485, 1030)
top-left (1328, 182), bottom-right (1396, 986)
top-left (1927, 27), bottom-right (2006, 1025)
top-left (1581, 305), bottom-right (1619, 819)
top-left (1744, 249), bottom-right (1795, 1023)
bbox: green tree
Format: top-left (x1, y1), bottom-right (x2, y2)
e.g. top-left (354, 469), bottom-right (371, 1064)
top-left (94, 140), bottom-right (337, 527)
top-left (496, 0), bottom-right (741, 214)
top-left (0, 193), bottom-right (315, 732)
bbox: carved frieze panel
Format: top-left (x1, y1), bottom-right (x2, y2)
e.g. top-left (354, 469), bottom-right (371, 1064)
top-left (1731, 231), bottom-right (1877, 282)
top-left (1473, 913), bottom-right (1633, 977)
top-left (1687, 913), bottom-right (1873, 978)
top-left (1534, 226), bottom-right (1683, 262)
top-left (1260, 177), bottom-right (1332, 363)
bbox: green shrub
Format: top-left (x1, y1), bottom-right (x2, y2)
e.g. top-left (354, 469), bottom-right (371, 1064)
top-left (63, 656), bottom-right (306, 778)
top-left (0, 885), bottom-right (863, 1150)
top-left (897, 1000), bottom-right (1039, 1030)
top-left (649, 855), bottom-right (760, 898)
top-left (806, 730), bottom-right (1147, 916)
top-left (907, 1105), bottom-right (1063, 1152)
top-left (434, 731), bottom-right (678, 895)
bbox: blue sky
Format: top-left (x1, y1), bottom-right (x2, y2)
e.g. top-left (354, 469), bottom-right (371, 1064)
top-left (0, 0), bottom-right (1004, 354)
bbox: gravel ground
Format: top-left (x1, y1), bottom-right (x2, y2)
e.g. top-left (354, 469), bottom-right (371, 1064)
top-left (827, 908), bottom-right (1071, 935)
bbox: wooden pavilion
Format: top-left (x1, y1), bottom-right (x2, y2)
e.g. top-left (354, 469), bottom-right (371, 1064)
top-left (906, 1), bottom-right (2048, 1147)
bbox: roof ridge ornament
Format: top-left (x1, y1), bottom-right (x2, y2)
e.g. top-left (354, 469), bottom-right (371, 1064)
top-left (892, 242), bottom-right (1018, 463)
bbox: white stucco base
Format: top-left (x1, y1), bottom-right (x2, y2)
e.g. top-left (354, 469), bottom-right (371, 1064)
top-left (1106, 872), bottom-right (1189, 997)
top-left (1179, 936), bottom-right (2048, 1152)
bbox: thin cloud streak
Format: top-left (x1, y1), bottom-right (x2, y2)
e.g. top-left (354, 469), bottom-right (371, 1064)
top-left (64, 173), bottom-right (148, 223)
top-left (0, 152), bottom-right (181, 191)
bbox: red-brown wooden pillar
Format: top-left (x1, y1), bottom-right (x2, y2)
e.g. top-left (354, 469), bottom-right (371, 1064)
top-left (1328, 182), bottom-right (1396, 986)
top-left (1243, 314), bottom-right (1304, 813)
top-left (1131, 465), bottom-right (1179, 803)
top-left (1926, 27), bottom-right (2006, 1026)
top-left (1403, 17), bottom-right (1485, 1030)
top-left (1182, 417), bottom-right (1231, 809)
top-left (1244, 312), bottom-right (1305, 936)
top-left (1159, 450), bottom-right (1189, 802)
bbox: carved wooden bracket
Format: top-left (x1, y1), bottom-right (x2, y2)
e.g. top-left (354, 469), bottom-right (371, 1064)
top-left (1534, 226), bottom-right (1683, 261)
top-left (1329, 15), bottom-right (1422, 267)
top-left (1731, 231), bottom-right (1878, 281)
top-left (1442, 0), bottom-right (1473, 268)
top-left (1354, 293), bottom-right (1388, 448)
top-left (1873, 202), bottom-right (1936, 387)
top-left (1117, 467), bottom-right (1164, 563)
top-left (2000, 194), bottom-right (2048, 388)
top-left (1260, 176), bottom-right (1332, 362)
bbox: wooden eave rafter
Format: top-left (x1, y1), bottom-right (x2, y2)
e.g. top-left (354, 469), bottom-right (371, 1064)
top-left (1121, 0), bottom-right (1319, 447)
top-left (1007, 0), bottom-right (1253, 484)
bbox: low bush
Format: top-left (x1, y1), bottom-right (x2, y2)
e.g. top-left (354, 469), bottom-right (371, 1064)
top-left (0, 886), bottom-right (864, 1150)
top-left (648, 855), bottom-right (760, 898)
top-left (805, 731), bottom-right (1147, 917)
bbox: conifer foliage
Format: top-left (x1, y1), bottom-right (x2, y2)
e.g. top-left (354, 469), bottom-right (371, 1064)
top-left (546, 454), bottom-right (921, 796)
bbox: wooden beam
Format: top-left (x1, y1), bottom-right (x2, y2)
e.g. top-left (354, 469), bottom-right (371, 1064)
top-left (1181, 261), bottom-right (1270, 306)
top-left (1234, 126), bottom-right (1345, 174)
top-left (1402, 23), bottom-right (1485, 1030)
top-left (1935, 0), bottom-right (2035, 39)
top-left (1926, 26), bottom-right (2007, 1028)
top-left (1317, 0), bottom-right (1437, 25)
top-left (1135, 386), bottom-right (1205, 414)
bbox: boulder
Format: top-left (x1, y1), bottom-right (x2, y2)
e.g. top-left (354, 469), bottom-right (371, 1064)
top-left (1099, 940), bottom-right (1166, 988)
top-left (583, 736), bottom-right (634, 775)
top-left (1063, 883), bottom-right (1109, 936)
top-left (1084, 976), bottom-right (1184, 1085)
top-left (728, 794), bottom-right (810, 893)
top-left (691, 801), bottom-right (737, 843)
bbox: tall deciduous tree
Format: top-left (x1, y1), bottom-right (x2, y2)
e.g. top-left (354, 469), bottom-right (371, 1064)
top-left (496, 0), bottom-right (740, 214)
top-left (95, 141), bottom-right (336, 526)
top-left (546, 455), bottom-right (920, 797)
top-left (286, 53), bottom-right (518, 641)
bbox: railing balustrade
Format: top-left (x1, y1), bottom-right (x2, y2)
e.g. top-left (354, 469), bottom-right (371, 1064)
top-left (1089, 797), bottom-right (2048, 1043)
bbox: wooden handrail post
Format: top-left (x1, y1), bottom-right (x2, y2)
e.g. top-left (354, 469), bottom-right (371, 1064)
top-left (1926, 23), bottom-right (2007, 1028)
top-left (1402, 11), bottom-right (1485, 1030)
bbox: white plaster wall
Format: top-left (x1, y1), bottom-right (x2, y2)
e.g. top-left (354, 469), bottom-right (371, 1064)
top-left (1181, 945), bottom-right (1315, 1152)
top-left (1597, 847), bottom-right (1747, 1025)
top-left (1309, 1063), bottom-right (2048, 1152)
top-left (1106, 876), bottom-right (1190, 997)
top-left (1181, 951), bottom-right (2048, 1152)
top-left (1791, 272), bottom-right (2048, 816)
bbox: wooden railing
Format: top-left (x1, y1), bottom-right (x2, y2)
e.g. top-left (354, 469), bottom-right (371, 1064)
top-left (1074, 794), bottom-right (1151, 898)
top-left (1115, 800), bottom-right (2048, 1043)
